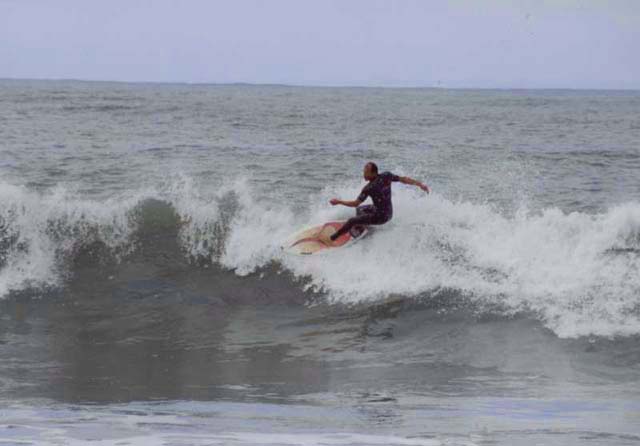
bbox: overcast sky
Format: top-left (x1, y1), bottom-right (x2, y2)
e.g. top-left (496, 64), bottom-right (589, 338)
top-left (1, 0), bottom-right (639, 89)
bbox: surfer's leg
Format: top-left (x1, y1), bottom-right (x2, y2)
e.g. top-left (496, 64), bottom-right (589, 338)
top-left (351, 205), bottom-right (375, 238)
top-left (356, 205), bottom-right (376, 217)
top-left (330, 213), bottom-right (375, 241)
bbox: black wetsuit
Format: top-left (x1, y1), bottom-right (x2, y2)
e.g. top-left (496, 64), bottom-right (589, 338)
top-left (330, 171), bottom-right (400, 241)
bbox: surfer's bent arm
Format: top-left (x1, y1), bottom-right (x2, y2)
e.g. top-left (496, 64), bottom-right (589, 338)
top-left (329, 198), bottom-right (363, 207)
top-left (399, 176), bottom-right (431, 193)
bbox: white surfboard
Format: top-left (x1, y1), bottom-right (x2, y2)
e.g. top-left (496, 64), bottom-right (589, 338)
top-left (282, 221), bottom-right (369, 256)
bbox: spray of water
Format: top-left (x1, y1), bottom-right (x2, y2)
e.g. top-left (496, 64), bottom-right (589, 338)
top-left (1, 178), bottom-right (639, 338)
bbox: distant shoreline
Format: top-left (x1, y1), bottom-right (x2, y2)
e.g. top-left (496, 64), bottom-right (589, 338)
top-left (1, 77), bottom-right (638, 93)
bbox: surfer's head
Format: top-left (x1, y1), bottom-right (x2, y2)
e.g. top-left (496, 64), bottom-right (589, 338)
top-left (364, 162), bottom-right (378, 181)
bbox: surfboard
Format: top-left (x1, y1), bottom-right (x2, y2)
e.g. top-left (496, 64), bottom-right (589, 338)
top-left (282, 221), bottom-right (369, 256)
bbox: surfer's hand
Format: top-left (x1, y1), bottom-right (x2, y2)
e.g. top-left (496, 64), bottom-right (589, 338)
top-left (420, 184), bottom-right (431, 194)
top-left (330, 198), bottom-right (341, 205)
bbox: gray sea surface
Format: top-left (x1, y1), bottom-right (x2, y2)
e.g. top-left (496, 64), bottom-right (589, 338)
top-left (1, 79), bottom-right (640, 445)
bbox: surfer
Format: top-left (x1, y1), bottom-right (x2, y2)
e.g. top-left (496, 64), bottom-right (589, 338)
top-left (327, 162), bottom-right (430, 243)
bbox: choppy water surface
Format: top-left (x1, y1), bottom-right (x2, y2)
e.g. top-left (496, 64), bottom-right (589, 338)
top-left (1, 79), bottom-right (640, 445)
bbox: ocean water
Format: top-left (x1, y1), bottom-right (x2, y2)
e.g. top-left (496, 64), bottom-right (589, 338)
top-left (1, 79), bottom-right (640, 445)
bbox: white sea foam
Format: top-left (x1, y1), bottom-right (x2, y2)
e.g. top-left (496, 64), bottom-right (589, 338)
top-left (2, 178), bottom-right (639, 338)
top-left (0, 182), bottom-right (139, 297)
top-left (0, 401), bottom-right (467, 446)
top-left (218, 181), bottom-right (640, 339)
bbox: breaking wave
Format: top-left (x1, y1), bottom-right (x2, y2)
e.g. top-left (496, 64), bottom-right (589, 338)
top-left (1, 177), bottom-right (639, 338)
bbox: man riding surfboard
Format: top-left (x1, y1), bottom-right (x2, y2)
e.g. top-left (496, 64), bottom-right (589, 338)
top-left (326, 162), bottom-right (430, 244)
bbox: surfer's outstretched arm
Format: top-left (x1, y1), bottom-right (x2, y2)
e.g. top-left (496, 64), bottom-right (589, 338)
top-left (399, 176), bottom-right (430, 194)
top-left (329, 198), bottom-right (363, 207)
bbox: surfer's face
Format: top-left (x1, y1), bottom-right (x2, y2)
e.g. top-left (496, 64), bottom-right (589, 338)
top-left (364, 164), bottom-right (377, 181)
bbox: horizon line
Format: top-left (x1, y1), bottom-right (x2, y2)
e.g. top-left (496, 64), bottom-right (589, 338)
top-left (1, 76), bottom-right (639, 93)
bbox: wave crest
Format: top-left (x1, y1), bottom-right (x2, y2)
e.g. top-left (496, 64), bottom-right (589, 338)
top-left (1, 178), bottom-right (639, 338)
